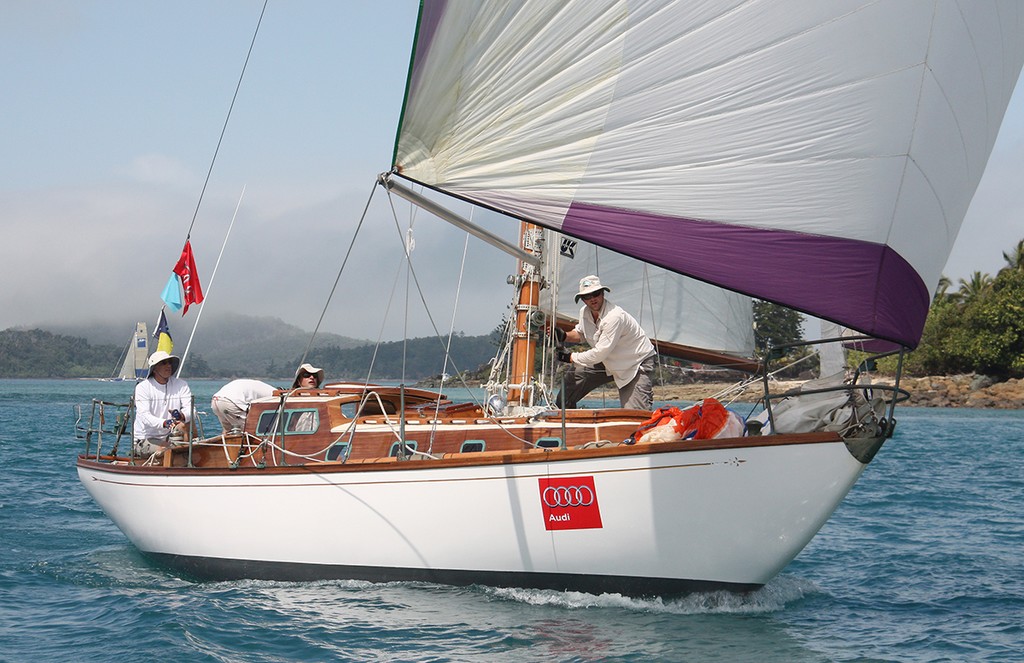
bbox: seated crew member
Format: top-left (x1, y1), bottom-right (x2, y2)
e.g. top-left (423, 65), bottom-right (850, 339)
top-left (133, 350), bottom-right (193, 456)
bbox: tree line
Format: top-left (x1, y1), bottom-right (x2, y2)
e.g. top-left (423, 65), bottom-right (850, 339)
top-left (0, 328), bottom-right (498, 381)
top-left (905, 239), bottom-right (1024, 379)
top-left (0, 328), bottom-right (213, 379)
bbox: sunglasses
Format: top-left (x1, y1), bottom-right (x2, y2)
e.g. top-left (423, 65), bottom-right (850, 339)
top-left (580, 292), bottom-right (602, 301)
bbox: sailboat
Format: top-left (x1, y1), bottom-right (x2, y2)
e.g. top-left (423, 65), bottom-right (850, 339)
top-left (105, 322), bottom-right (149, 382)
top-left (77, 2), bottom-right (1024, 596)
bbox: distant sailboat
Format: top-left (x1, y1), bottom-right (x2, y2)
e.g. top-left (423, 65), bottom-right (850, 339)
top-left (107, 322), bottom-right (148, 382)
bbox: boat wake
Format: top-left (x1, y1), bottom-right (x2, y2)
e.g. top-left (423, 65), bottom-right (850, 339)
top-left (179, 574), bottom-right (820, 616)
top-left (485, 574), bottom-right (820, 614)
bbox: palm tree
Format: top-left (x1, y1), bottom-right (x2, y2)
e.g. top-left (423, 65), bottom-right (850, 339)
top-left (933, 275), bottom-right (955, 303)
top-left (1001, 238), bottom-right (1024, 272)
top-left (957, 271), bottom-right (994, 302)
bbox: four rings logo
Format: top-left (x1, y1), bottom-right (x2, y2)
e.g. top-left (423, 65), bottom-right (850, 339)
top-left (542, 485), bottom-right (595, 508)
top-left (538, 476), bottom-right (603, 531)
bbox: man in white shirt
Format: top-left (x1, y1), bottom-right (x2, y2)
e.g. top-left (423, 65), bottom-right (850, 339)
top-left (554, 275), bottom-right (657, 410)
top-left (133, 351), bottom-right (193, 456)
top-left (211, 379), bottom-right (277, 433)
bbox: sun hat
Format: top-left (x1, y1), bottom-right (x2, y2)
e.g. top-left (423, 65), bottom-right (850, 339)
top-left (146, 350), bottom-right (181, 377)
top-left (292, 363), bottom-right (325, 388)
top-left (574, 275), bottom-right (611, 303)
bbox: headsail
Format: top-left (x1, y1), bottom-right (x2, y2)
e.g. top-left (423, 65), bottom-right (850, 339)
top-left (394, 1), bottom-right (1024, 348)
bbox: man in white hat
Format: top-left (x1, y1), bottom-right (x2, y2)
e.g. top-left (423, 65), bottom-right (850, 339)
top-left (291, 363), bottom-right (325, 390)
top-left (288, 363), bottom-right (326, 431)
top-left (132, 350), bottom-right (193, 456)
top-left (554, 275), bottom-right (657, 410)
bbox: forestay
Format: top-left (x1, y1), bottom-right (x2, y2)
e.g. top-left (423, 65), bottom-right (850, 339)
top-left (393, 0), bottom-right (1024, 348)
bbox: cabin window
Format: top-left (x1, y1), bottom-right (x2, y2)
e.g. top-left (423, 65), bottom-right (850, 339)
top-left (256, 411), bottom-right (279, 435)
top-left (389, 440), bottom-right (417, 457)
top-left (255, 409), bottom-right (319, 435)
top-left (285, 409), bottom-right (318, 433)
top-left (326, 442), bottom-right (350, 461)
top-left (460, 440), bottom-right (485, 453)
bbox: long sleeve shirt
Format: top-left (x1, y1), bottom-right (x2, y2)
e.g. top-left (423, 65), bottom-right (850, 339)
top-left (212, 379), bottom-right (276, 410)
top-left (571, 299), bottom-right (656, 387)
top-left (133, 376), bottom-right (193, 441)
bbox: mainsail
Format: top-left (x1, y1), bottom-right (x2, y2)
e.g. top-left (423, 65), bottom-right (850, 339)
top-left (393, 0), bottom-right (1024, 348)
top-left (552, 234), bottom-right (753, 356)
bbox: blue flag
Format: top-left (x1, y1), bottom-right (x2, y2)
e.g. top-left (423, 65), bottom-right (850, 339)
top-left (161, 274), bottom-right (183, 312)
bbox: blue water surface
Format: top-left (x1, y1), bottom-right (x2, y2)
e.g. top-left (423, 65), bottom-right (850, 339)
top-left (0, 379), bottom-right (1021, 662)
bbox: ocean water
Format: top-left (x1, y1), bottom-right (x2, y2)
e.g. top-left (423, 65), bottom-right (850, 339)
top-left (1, 378), bottom-right (1022, 662)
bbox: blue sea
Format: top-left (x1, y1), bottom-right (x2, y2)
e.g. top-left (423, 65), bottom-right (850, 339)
top-left (1, 378), bottom-right (1021, 662)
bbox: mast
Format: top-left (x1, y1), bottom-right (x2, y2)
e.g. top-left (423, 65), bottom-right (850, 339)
top-left (507, 222), bottom-right (545, 405)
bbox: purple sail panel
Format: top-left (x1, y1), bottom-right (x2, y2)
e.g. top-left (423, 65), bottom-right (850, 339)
top-left (407, 1), bottom-right (447, 95)
top-left (562, 203), bottom-right (929, 348)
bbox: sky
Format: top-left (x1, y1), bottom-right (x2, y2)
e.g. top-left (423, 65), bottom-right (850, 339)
top-left (3, 1), bottom-right (1024, 344)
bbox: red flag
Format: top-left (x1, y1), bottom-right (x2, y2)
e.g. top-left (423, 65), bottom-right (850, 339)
top-left (172, 241), bottom-right (204, 315)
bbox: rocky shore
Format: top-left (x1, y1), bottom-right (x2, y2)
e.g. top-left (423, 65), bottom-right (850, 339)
top-left (648, 374), bottom-right (1024, 409)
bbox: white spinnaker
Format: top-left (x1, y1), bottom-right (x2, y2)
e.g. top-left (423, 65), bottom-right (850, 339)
top-left (396, 0), bottom-right (1024, 341)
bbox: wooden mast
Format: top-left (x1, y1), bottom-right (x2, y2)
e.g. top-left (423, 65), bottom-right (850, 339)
top-left (507, 222), bottom-right (544, 404)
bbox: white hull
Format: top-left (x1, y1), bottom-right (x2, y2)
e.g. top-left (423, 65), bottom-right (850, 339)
top-left (79, 437), bottom-right (868, 595)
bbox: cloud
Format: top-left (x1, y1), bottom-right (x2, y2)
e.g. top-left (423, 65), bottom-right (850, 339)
top-left (0, 171), bottom-right (516, 343)
top-left (116, 154), bottom-right (200, 189)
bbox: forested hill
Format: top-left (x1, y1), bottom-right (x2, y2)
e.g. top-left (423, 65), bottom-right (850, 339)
top-left (42, 312), bottom-right (369, 378)
top-left (303, 333), bottom-right (500, 382)
top-left (0, 320), bottom-right (499, 380)
top-left (0, 329), bottom-right (126, 379)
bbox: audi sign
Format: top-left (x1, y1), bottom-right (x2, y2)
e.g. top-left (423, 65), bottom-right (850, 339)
top-left (538, 475), bottom-right (603, 530)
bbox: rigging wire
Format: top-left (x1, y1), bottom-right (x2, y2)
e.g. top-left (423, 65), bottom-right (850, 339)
top-left (299, 180), bottom-right (377, 364)
top-left (179, 185), bottom-right (246, 377)
top-left (425, 232), bottom-right (472, 451)
top-left (362, 240), bottom-right (409, 383)
top-left (378, 192), bottom-right (557, 448)
top-left (639, 265), bottom-right (667, 388)
top-left (154, 1), bottom-right (266, 379)
top-left (359, 183), bottom-right (422, 383)
top-left (181, 0), bottom-right (268, 243)
top-left (381, 191), bottom-right (483, 402)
